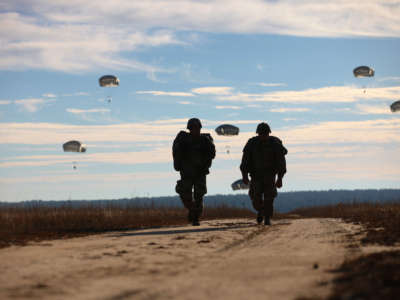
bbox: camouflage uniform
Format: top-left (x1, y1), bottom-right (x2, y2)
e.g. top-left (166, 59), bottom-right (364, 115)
top-left (240, 135), bottom-right (287, 219)
top-left (173, 128), bottom-right (215, 221)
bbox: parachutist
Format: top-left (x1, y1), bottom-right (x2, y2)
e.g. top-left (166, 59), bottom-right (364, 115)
top-left (100, 75), bottom-right (119, 103)
top-left (354, 66), bottom-right (374, 94)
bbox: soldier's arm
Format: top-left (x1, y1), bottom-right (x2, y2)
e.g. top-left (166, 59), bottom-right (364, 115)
top-left (240, 140), bottom-right (252, 184)
top-left (275, 143), bottom-right (287, 188)
top-left (209, 139), bottom-right (216, 160)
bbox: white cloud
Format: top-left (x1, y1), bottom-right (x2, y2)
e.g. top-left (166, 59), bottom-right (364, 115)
top-left (66, 108), bottom-right (111, 114)
top-left (0, 122), bottom-right (182, 145)
top-left (378, 76), bottom-right (400, 82)
top-left (246, 104), bottom-right (262, 108)
top-left (4, 1), bottom-right (400, 37)
top-left (0, 171), bottom-right (173, 184)
top-left (178, 101), bottom-right (192, 105)
top-left (215, 105), bottom-right (242, 110)
top-left (0, 100), bottom-right (11, 105)
top-left (1, 1), bottom-right (399, 73)
top-left (14, 98), bottom-right (51, 112)
top-left (192, 86), bottom-right (233, 95)
top-left (204, 120), bottom-right (263, 126)
top-left (218, 85), bottom-right (400, 104)
top-left (0, 147), bottom-right (172, 168)
top-left (42, 93), bottom-right (57, 98)
top-left (354, 104), bottom-right (393, 115)
top-left (276, 118), bottom-right (400, 145)
top-left (269, 107), bottom-right (310, 113)
top-left (1, 118), bottom-right (399, 193)
top-left (258, 82), bottom-right (287, 87)
top-left (62, 92), bottom-right (90, 97)
top-left (136, 91), bottom-right (194, 97)
top-left (0, 12), bottom-right (178, 73)
top-left (66, 108), bottom-right (114, 122)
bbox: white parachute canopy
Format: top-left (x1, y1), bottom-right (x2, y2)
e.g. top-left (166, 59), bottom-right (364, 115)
top-left (353, 66), bottom-right (374, 78)
top-left (390, 100), bottom-right (400, 113)
top-left (99, 75), bottom-right (119, 102)
top-left (231, 179), bottom-right (249, 191)
top-left (63, 140), bottom-right (86, 153)
top-left (99, 75), bottom-right (119, 87)
top-left (215, 124), bottom-right (240, 136)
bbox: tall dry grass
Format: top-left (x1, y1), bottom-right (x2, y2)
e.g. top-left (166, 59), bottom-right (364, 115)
top-left (0, 204), bottom-right (254, 247)
top-left (292, 202), bottom-right (400, 245)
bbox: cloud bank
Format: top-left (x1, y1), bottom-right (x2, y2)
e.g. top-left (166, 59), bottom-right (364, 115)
top-left (4, 1), bottom-right (398, 72)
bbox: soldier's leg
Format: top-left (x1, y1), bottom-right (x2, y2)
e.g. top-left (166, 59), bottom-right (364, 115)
top-left (193, 175), bottom-right (207, 225)
top-left (249, 178), bottom-right (264, 223)
top-left (263, 174), bottom-right (278, 224)
top-left (175, 177), bottom-right (194, 211)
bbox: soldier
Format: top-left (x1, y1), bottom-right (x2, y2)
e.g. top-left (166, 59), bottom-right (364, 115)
top-left (240, 122), bottom-right (287, 225)
top-left (173, 118), bottom-right (216, 226)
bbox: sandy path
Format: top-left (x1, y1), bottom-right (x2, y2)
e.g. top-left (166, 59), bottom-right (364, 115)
top-left (0, 218), bottom-right (362, 300)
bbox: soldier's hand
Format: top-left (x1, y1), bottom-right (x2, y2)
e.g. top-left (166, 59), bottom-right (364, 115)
top-left (275, 177), bottom-right (282, 188)
top-left (242, 176), bottom-right (249, 185)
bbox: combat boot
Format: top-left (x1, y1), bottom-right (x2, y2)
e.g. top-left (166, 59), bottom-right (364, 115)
top-left (187, 210), bottom-right (193, 223)
top-left (192, 214), bottom-right (200, 226)
top-left (256, 211), bottom-right (263, 224)
top-left (264, 216), bottom-right (271, 226)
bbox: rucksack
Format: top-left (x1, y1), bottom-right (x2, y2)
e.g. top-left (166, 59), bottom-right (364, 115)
top-left (172, 131), bottom-right (215, 171)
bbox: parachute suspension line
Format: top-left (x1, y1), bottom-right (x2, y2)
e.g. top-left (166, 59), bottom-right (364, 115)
top-left (353, 66), bottom-right (374, 95)
top-left (99, 75), bottom-right (119, 104)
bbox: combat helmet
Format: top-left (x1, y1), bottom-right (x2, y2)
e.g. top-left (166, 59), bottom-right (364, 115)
top-left (256, 122), bottom-right (271, 135)
top-left (187, 118), bottom-right (202, 130)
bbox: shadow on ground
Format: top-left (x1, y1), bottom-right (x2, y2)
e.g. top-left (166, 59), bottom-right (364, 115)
top-left (110, 223), bottom-right (255, 237)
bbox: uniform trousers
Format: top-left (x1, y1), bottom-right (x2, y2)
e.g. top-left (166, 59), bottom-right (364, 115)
top-left (249, 173), bottom-right (277, 217)
top-left (175, 172), bottom-right (207, 215)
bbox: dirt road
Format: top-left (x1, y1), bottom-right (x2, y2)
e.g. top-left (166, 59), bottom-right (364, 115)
top-left (0, 218), bottom-right (362, 300)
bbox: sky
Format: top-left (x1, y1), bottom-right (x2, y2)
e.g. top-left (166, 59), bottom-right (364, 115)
top-left (0, 0), bottom-right (400, 202)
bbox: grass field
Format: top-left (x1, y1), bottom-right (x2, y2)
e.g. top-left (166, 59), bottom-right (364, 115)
top-left (0, 204), bottom-right (254, 248)
top-left (2, 201), bottom-right (399, 299)
top-left (293, 202), bottom-right (400, 245)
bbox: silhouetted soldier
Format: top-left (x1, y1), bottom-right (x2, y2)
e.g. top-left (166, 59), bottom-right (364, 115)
top-left (240, 122), bottom-right (287, 225)
top-left (173, 118), bottom-right (216, 226)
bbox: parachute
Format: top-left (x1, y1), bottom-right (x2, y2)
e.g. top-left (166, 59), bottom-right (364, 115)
top-left (215, 124), bottom-right (239, 136)
top-left (99, 75), bottom-right (119, 103)
top-left (99, 75), bottom-right (119, 87)
top-left (390, 100), bottom-right (400, 113)
top-left (353, 66), bottom-right (374, 78)
top-left (63, 140), bottom-right (86, 153)
top-left (353, 66), bottom-right (374, 93)
top-left (231, 179), bottom-right (249, 191)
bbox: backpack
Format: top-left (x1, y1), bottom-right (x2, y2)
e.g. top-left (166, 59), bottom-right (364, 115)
top-left (172, 131), bottom-right (215, 172)
top-left (241, 136), bottom-right (287, 176)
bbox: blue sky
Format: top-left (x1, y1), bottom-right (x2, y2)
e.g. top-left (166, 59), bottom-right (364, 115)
top-left (1, 1), bottom-right (400, 202)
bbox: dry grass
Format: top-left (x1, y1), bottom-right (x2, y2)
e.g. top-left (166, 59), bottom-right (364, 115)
top-left (0, 204), bottom-right (254, 248)
top-left (327, 251), bottom-right (400, 300)
top-left (292, 202), bottom-right (400, 245)
top-left (292, 202), bottom-right (400, 300)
